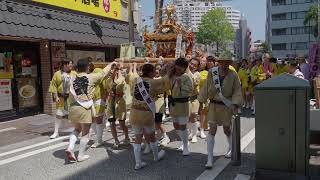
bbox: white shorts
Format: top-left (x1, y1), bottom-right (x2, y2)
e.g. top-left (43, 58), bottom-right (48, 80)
top-left (172, 116), bottom-right (188, 125)
top-left (132, 125), bottom-right (155, 135)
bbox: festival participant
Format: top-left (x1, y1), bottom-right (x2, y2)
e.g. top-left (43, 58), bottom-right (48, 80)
top-left (198, 56), bottom-right (211, 139)
top-left (288, 60), bottom-right (305, 79)
top-left (238, 59), bottom-right (249, 109)
top-left (88, 62), bottom-right (108, 148)
top-left (274, 58), bottom-right (288, 76)
top-left (49, 59), bottom-right (76, 139)
top-left (187, 58), bottom-right (201, 143)
top-left (246, 60), bottom-right (255, 109)
top-left (143, 63), bottom-right (171, 154)
top-left (154, 64), bottom-right (170, 146)
top-left (65, 58), bottom-right (115, 162)
top-left (129, 64), bottom-right (166, 170)
top-left (105, 65), bottom-right (130, 148)
top-left (167, 58), bottom-right (193, 156)
top-left (250, 58), bottom-right (265, 115)
top-left (262, 53), bottom-right (273, 79)
top-left (297, 54), bottom-right (310, 81)
top-left (198, 53), bottom-right (243, 169)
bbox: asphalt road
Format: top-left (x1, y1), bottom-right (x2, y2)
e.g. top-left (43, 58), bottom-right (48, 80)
top-left (0, 114), bottom-right (255, 180)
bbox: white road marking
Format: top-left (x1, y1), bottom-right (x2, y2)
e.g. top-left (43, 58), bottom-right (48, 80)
top-left (241, 128), bottom-right (255, 151)
top-left (196, 128), bottom-right (256, 180)
top-left (28, 119), bottom-right (53, 126)
top-left (0, 142), bottom-right (68, 166)
top-left (0, 136), bottom-right (69, 158)
top-left (195, 158), bottom-right (231, 180)
top-left (234, 174), bottom-right (251, 180)
top-left (0, 127), bottom-right (16, 133)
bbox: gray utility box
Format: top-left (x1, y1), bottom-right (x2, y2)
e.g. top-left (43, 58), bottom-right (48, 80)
top-left (255, 73), bottom-right (310, 178)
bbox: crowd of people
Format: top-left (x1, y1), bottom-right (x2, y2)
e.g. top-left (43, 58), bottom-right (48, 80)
top-left (48, 52), bottom-right (310, 170)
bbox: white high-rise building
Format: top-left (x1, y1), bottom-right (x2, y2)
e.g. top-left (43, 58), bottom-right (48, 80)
top-left (266, 0), bottom-right (317, 58)
top-left (173, 1), bottom-right (241, 31)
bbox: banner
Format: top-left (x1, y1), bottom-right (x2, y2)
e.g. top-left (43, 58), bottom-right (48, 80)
top-left (33, 0), bottom-right (122, 20)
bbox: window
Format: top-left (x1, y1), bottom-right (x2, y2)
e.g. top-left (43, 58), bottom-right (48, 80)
top-left (272, 28), bottom-right (287, 36)
top-left (272, 13), bottom-right (287, 21)
top-left (291, 26), bottom-right (312, 35)
top-left (291, 42), bottom-right (308, 50)
top-left (272, 43), bottom-right (287, 50)
top-left (272, 0), bottom-right (286, 6)
top-left (291, 11), bottom-right (306, 19)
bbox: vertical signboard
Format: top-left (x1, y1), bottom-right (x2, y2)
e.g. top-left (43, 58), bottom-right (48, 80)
top-left (175, 34), bottom-right (182, 58)
top-left (0, 79), bottom-right (12, 111)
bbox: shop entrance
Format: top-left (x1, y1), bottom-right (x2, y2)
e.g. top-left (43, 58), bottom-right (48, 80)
top-left (0, 40), bottom-right (42, 121)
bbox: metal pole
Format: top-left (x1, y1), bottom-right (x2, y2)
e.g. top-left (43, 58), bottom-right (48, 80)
top-left (128, 0), bottom-right (135, 43)
top-left (231, 114), bottom-right (241, 166)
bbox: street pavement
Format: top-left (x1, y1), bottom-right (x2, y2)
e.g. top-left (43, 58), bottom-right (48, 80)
top-left (0, 113), bottom-right (255, 180)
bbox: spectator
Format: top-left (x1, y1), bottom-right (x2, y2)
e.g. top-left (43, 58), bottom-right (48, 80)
top-left (297, 54), bottom-right (310, 81)
top-left (288, 60), bottom-right (305, 79)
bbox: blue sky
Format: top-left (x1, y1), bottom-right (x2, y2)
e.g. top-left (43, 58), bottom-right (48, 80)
top-left (139, 0), bottom-right (266, 41)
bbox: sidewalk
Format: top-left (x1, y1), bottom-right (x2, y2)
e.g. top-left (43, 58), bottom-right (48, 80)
top-left (0, 114), bottom-right (68, 147)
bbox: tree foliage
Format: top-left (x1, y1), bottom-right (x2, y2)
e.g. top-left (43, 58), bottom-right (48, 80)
top-left (258, 42), bottom-right (270, 53)
top-left (196, 8), bottom-right (235, 53)
top-left (304, 4), bottom-right (318, 38)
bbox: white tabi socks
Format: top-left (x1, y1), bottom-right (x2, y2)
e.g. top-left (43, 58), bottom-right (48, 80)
top-left (200, 128), bottom-right (206, 139)
top-left (91, 124), bottom-right (103, 148)
top-left (66, 131), bottom-right (79, 162)
top-left (187, 122), bottom-right (192, 140)
top-left (181, 129), bottom-right (190, 156)
top-left (50, 119), bottom-right (61, 139)
top-left (89, 123), bottom-right (97, 140)
top-left (225, 135), bottom-right (232, 158)
top-left (205, 134), bottom-right (215, 168)
top-left (150, 142), bottom-right (165, 161)
top-left (143, 143), bottom-right (151, 154)
top-left (133, 143), bottom-right (147, 170)
top-left (78, 135), bottom-right (90, 162)
top-left (191, 123), bottom-right (198, 143)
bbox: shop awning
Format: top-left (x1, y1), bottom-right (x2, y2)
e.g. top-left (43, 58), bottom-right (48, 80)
top-left (0, 1), bottom-right (142, 46)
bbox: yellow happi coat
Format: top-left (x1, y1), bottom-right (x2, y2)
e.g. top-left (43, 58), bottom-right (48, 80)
top-left (49, 70), bottom-right (77, 116)
top-left (198, 68), bottom-right (243, 126)
top-left (238, 68), bottom-right (249, 92)
top-left (250, 65), bottom-right (265, 85)
top-left (187, 69), bottom-right (200, 114)
top-left (105, 74), bottom-right (127, 120)
top-left (154, 77), bottom-right (165, 114)
top-left (92, 68), bottom-right (108, 117)
top-left (68, 66), bottom-right (112, 124)
top-left (168, 73), bottom-right (193, 117)
top-left (129, 76), bottom-right (168, 128)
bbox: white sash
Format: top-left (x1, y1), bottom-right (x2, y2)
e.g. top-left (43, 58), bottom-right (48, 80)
top-left (69, 77), bottom-right (94, 110)
top-left (211, 67), bottom-right (232, 108)
top-left (94, 99), bottom-right (106, 106)
top-left (136, 77), bottom-right (156, 118)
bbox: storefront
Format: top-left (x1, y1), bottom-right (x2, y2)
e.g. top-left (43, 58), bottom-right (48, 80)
top-left (0, 41), bottom-right (42, 120)
top-left (0, 0), bottom-right (141, 121)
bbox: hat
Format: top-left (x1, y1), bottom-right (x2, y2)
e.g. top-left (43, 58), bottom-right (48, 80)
top-left (296, 53), bottom-right (305, 59)
top-left (217, 51), bottom-right (235, 62)
top-left (288, 59), bottom-right (298, 66)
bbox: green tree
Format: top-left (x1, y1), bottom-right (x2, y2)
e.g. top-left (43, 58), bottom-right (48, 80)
top-left (258, 42), bottom-right (271, 53)
top-left (196, 8), bottom-right (235, 55)
top-left (304, 4), bottom-right (318, 38)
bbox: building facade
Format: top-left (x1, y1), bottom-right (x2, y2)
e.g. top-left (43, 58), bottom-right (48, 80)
top-left (235, 17), bottom-right (252, 60)
top-left (0, 0), bottom-right (141, 121)
top-left (266, 0), bottom-right (317, 58)
top-left (173, 1), bottom-right (241, 31)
